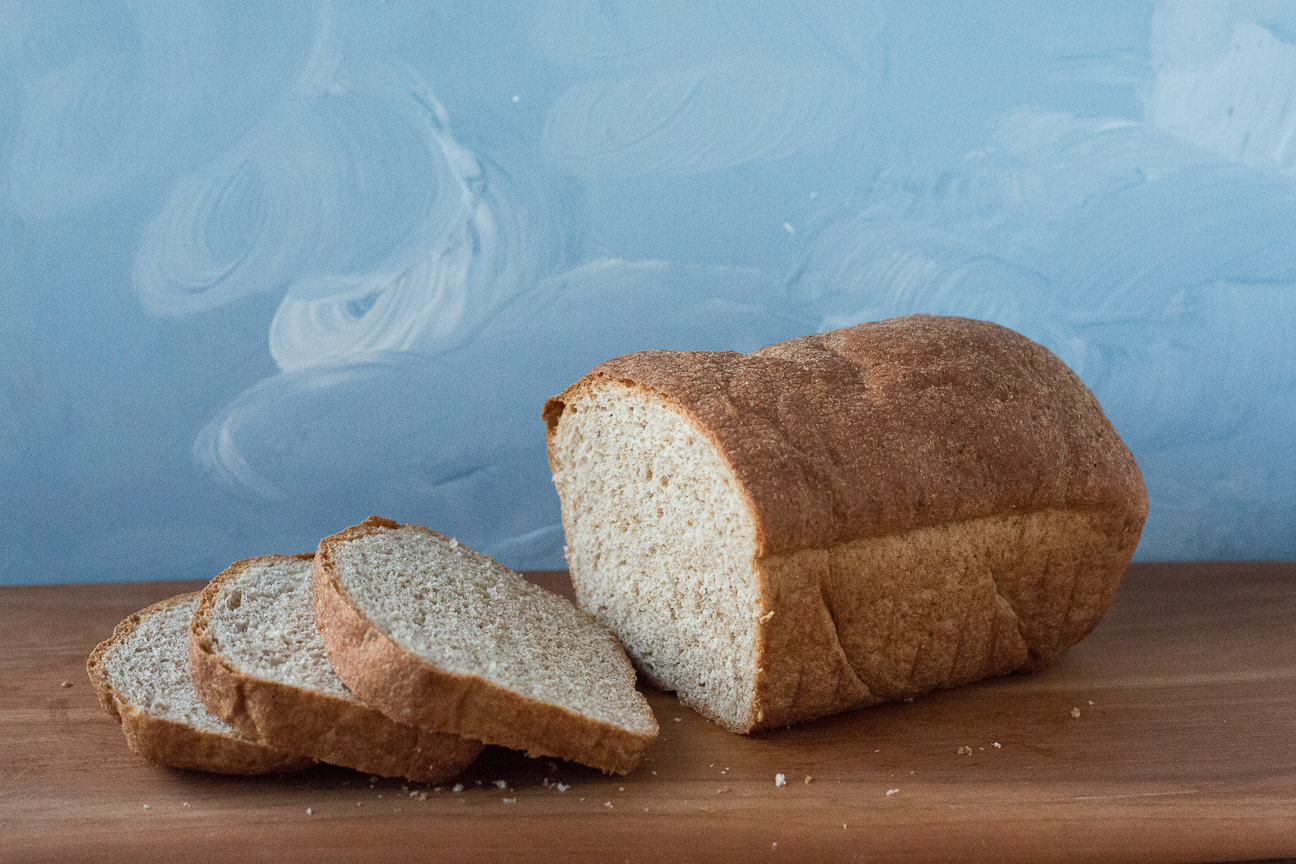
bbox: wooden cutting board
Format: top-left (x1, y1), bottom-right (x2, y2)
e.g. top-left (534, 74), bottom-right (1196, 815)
top-left (2, 562), bottom-right (1293, 864)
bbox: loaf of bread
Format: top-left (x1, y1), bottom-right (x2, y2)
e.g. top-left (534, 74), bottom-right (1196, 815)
top-left (543, 314), bottom-right (1148, 733)
top-left (189, 553), bottom-right (484, 782)
top-left (312, 516), bottom-right (659, 774)
top-left (87, 593), bottom-right (311, 774)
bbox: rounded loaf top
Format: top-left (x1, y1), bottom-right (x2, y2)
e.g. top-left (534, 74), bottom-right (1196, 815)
top-left (544, 314), bottom-right (1148, 557)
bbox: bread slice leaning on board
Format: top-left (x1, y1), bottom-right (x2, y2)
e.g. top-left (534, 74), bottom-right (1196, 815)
top-left (188, 553), bottom-right (484, 782)
top-left (543, 314), bottom-right (1149, 733)
top-left (87, 593), bottom-right (311, 775)
top-left (312, 516), bottom-right (659, 775)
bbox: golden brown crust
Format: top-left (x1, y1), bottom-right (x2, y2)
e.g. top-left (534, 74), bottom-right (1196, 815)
top-left (311, 516), bottom-right (656, 775)
top-left (86, 593), bottom-right (311, 775)
top-left (546, 315), bottom-right (1148, 557)
top-left (544, 315), bottom-right (1149, 733)
top-left (189, 555), bottom-right (483, 783)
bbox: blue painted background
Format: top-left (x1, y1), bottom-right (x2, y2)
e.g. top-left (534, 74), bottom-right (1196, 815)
top-left (2, 1), bottom-right (1293, 584)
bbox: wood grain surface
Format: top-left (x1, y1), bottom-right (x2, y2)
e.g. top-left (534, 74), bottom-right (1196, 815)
top-left (1, 563), bottom-right (1293, 864)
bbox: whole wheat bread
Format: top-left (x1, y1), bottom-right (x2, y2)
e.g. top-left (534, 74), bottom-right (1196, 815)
top-left (543, 314), bottom-right (1149, 733)
top-left (86, 593), bottom-right (310, 774)
top-left (312, 516), bottom-right (659, 774)
top-left (189, 553), bottom-right (484, 782)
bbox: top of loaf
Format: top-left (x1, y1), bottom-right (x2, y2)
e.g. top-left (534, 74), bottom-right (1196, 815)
top-left (544, 314), bottom-right (1148, 557)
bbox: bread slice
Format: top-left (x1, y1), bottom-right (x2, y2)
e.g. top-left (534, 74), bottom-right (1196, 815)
top-left (87, 593), bottom-right (311, 774)
top-left (543, 314), bottom-right (1149, 733)
top-left (189, 553), bottom-right (484, 783)
top-left (312, 516), bottom-right (659, 774)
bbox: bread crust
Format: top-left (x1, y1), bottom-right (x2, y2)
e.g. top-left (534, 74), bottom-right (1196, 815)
top-left (86, 593), bottom-right (311, 775)
top-left (189, 554), bottom-right (484, 783)
top-left (544, 315), bottom-right (1149, 732)
top-left (312, 516), bottom-right (657, 775)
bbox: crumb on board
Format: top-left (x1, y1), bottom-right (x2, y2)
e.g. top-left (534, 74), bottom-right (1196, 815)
top-left (503, 798), bottom-right (516, 804)
top-left (957, 746), bottom-right (972, 756)
top-left (804, 776), bottom-right (812, 784)
top-left (60, 681), bottom-right (72, 688)
top-left (452, 784), bottom-right (464, 793)
top-left (886, 789), bottom-right (899, 796)
top-left (306, 808), bottom-right (312, 816)
top-left (993, 742), bottom-right (1001, 748)
top-left (775, 773), bottom-right (787, 787)
top-left (1071, 707), bottom-right (1082, 718)
top-left (142, 804), bottom-right (150, 810)
top-left (674, 717), bottom-right (682, 722)
top-left (604, 801), bottom-right (613, 809)
top-left (494, 780), bottom-right (507, 789)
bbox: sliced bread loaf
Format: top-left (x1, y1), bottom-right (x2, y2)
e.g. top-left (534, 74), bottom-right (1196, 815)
top-left (312, 516), bottom-right (659, 775)
top-left (87, 593), bottom-right (311, 774)
top-left (543, 314), bottom-right (1149, 732)
top-left (189, 553), bottom-right (484, 783)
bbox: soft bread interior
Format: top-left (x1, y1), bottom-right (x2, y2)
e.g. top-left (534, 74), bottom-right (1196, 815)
top-left (103, 596), bottom-right (235, 734)
top-left (331, 526), bottom-right (655, 737)
top-left (550, 382), bottom-right (760, 731)
top-left (204, 556), bottom-right (352, 700)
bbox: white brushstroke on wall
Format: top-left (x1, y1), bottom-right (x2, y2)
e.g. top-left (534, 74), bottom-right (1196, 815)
top-left (1148, 0), bottom-right (1296, 174)
top-left (536, 0), bottom-right (885, 178)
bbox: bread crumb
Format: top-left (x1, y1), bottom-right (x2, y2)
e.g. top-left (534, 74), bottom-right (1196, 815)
top-left (452, 784), bottom-right (464, 793)
top-left (957, 746), bottom-right (971, 755)
top-left (503, 798), bottom-right (516, 804)
top-left (772, 842), bottom-right (778, 848)
top-left (843, 824), bottom-right (847, 829)
top-left (142, 804), bottom-right (150, 810)
top-left (401, 785), bottom-right (408, 792)
top-left (674, 717), bottom-right (682, 722)
top-left (651, 771), bottom-right (657, 775)
top-left (775, 773), bottom-right (787, 787)
top-left (1088, 700), bottom-right (1094, 705)
top-left (993, 742), bottom-right (1001, 748)
top-left (418, 792), bottom-right (427, 801)
top-left (804, 775), bottom-right (812, 784)
top-left (556, 783), bottom-right (570, 792)
top-left (60, 681), bottom-right (72, 688)
top-left (494, 780), bottom-right (507, 789)
top-left (1071, 707), bottom-right (1081, 718)
top-left (306, 808), bottom-right (313, 815)
top-left (618, 786), bottom-right (625, 792)
top-left (886, 789), bottom-right (899, 796)
top-left (182, 802), bottom-right (189, 807)
top-left (604, 801), bottom-right (613, 808)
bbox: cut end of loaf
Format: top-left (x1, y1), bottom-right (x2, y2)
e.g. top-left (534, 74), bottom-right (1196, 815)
top-left (547, 381), bottom-right (763, 732)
